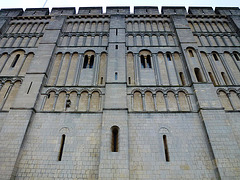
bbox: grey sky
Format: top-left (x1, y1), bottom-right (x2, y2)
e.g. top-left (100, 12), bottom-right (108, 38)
top-left (1, 0), bottom-right (240, 13)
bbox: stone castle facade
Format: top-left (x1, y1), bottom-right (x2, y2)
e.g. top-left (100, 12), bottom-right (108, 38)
top-left (0, 6), bottom-right (240, 179)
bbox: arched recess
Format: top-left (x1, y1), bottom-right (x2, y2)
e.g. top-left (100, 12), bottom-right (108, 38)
top-left (158, 52), bottom-right (169, 85)
top-left (218, 91), bottom-right (233, 110)
top-left (229, 91), bottom-right (240, 110)
top-left (145, 91), bottom-right (154, 111)
top-left (65, 52), bottom-right (79, 86)
top-left (0, 53), bottom-right (9, 72)
top-left (127, 22), bottom-right (133, 31)
top-left (173, 52), bottom-right (187, 86)
top-left (194, 68), bottom-right (204, 82)
top-left (1, 50), bottom-right (25, 76)
top-left (127, 35), bottom-right (134, 46)
top-left (200, 52), bottom-right (218, 85)
top-left (98, 52), bottom-right (107, 85)
top-left (55, 91), bottom-right (67, 111)
top-left (167, 91), bottom-right (178, 111)
top-left (178, 91), bottom-right (190, 111)
top-left (139, 50), bottom-right (152, 69)
top-left (67, 91), bottom-right (78, 111)
top-left (18, 53), bottom-right (34, 76)
top-left (78, 91), bottom-right (88, 111)
top-left (133, 91), bottom-right (143, 111)
top-left (2, 81), bottom-right (21, 111)
top-left (224, 52), bottom-right (240, 84)
top-left (48, 53), bottom-right (63, 85)
top-left (43, 91), bottom-right (56, 111)
top-left (0, 81), bottom-right (11, 107)
top-left (83, 51), bottom-right (95, 69)
top-left (57, 53), bottom-right (71, 86)
top-left (89, 91), bottom-right (100, 111)
top-left (156, 91), bottom-right (166, 111)
top-left (127, 52), bottom-right (135, 85)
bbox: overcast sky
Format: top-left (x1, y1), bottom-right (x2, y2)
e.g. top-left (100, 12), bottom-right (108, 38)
top-left (1, 0), bottom-right (240, 13)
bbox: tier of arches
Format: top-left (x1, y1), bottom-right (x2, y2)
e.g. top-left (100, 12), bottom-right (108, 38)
top-left (188, 20), bottom-right (233, 33)
top-left (0, 79), bottom-right (21, 111)
top-left (217, 89), bottom-right (240, 111)
top-left (126, 21), bottom-right (172, 32)
top-left (0, 50), bottom-right (34, 77)
top-left (59, 33), bottom-right (108, 47)
top-left (126, 33), bottom-right (176, 47)
top-left (42, 89), bottom-right (102, 112)
top-left (6, 22), bottom-right (47, 34)
top-left (127, 50), bottom-right (187, 86)
top-left (0, 34), bottom-right (42, 48)
top-left (47, 51), bottom-right (107, 86)
top-left (64, 21), bottom-right (109, 33)
top-left (132, 89), bottom-right (191, 112)
top-left (194, 34), bottom-right (239, 47)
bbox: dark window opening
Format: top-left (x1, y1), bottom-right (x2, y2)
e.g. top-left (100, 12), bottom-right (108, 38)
top-left (166, 53), bottom-right (171, 61)
top-left (234, 53), bottom-right (240, 61)
top-left (27, 82), bottom-right (33, 94)
top-left (111, 127), bottom-right (119, 152)
top-left (116, 29), bottom-right (118, 35)
top-left (209, 72), bottom-right (217, 86)
top-left (11, 54), bottom-right (20, 68)
top-left (213, 53), bottom-right (219, 61)
top-left (115, 45), bottom-right (118, 49)
top-left (89, 55), bottom-right (94, 68)
top-left (128, 77), bottom-right (131, 84)
top-left (115, 72), bottom-right (118, 80)
top-left (83, 55), bottom-right (88, 68)
top-left (146, 55), bottom-right (152, 68)
top-left (179, 72), bottom-right (186, 86)
top-left (194, 68), bottom-right (204, 82)
top-left (66, 99), bottom-right (71, 108)
top-left (163, 135), bottom-right (169, 162)
top-left (58, 134), bottom-right (66, 161)
top-left (83, 55), bottom-right (94, 69)
top-left (100, 77), bottom-right (103, 84)
top-left (189, 50), bottom-right (194, 57)
top-left (141, 55), bottom-right (146, 68)
top-left (221, 72), bottom-right (230, 85)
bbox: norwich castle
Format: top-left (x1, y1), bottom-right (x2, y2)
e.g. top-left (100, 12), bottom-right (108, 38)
top-left (0, 6), bottom-right (240, 179)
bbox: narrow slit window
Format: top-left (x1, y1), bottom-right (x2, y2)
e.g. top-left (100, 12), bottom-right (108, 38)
top-left (111, 127), bottom-right (119, 152)
top-left (128, 77), bottom-right (131, 84)
top-left (27, 82), bottom-right (33, 94)
top-left (163, 135), bottom-right (169, 162)
top-left (115, 72), bottom-right (118, 80)
top-left (58, 134), bottom-right (66, 161)
top-left (115, 45), bottom-right (118, 49)
top-left (189, 50), bottom-right (194, 57)
top-left (100, 77), bottom-right (103, 84)
top-left (11, 54), bottom-right (20, 68)
top-left (116, 29), bottom-right (118, 36)
top-left (89, 55), bottom-right (94, 68)
top-left (166, 53), bottom-right (171, 61)
top-left (213, 53), bottom-right (219, 61)
top-left (194, 68), bottom-right (204, 82)
top-left (83, 55), bottom-right (88, 68)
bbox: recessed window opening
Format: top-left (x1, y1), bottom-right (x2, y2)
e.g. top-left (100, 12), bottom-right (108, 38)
top-left (194, 68), bottom-right (204, 82)
top-left (117, 9), bottom-right (119, 13)
top-left (128, 77), bottom-right (131, 84)
top-left (127, 47), bottom-right (129, 50)
top-left (27, 82), bottom-right (32, 94)
top-left (146, 9), bottom-right (148, 13)
top-left (89, 55), bottom-right (94, 68)
top-left (146, 55), bottom-right (152, 68)
top-left (116, 29), bottom-right (118, 35)
top-left (202, 10), bottom-right (205, 14)
top-left (111, 126), bottom-right (119, 152)
top-left (179, 72), bottom-right (186, 85)
top-left (83, 55), bottom-right (94, 69)
top-left (11, 54), bottom-right (20, 68)
top-left (213, 53), bottom-right (219, 61)
top-left (166, 53), bottom-right (171, 61)
top-left (115, 72), bottom-right (118, 80)
top-left (141, 55), bottom-right (146, 68)
top-left (173, 9), bottom-right (176, 14)
top-left (66, 99), bottom-right (71, 108)
top-left (209, 72), bottom-right (216, 86)
top-left (163, 135), bottom-right (169, 162)
top-left (189, 50), bottom-right (194, 57)
top-left (233, 53), bottom-right (240, 61)
top-left (88, 10), bottom-right (91, 14)
top-left (100, 77), bottom-right (103, 84)
top-left (58, 134), bottom-right (66, 161)
top-left (105, 47), bottom-right (108, 50)
top-left (83, 55), bottom-right (88, 68)
top-left (115, 45), bottom-right (118, 49)
top-left (221, 72), bottom-right (230, 85)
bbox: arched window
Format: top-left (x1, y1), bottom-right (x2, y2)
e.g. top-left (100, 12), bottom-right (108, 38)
top-left (58, 134), bottom-right (66, 161)
top-left (166, 53), bottom-right (172, 61)
top-left (189, 50), bottom-right (194, 57)
top-left (163, 135), bottom-right (169, 162)
top-left (83, 51), bottom-right (95, 69)
top-left (213, 53), bottom-right (219, 61)
top-left (233, 52), bottom-right (240, 61)
top-left (194, 68), bottom-right (204, 82)
top-left (111, 126), bottom-right (119, 152)
top-left (139, 50), bottom-right (152, 69)
top-left (221, 72), bottom-right (230, 85)
top-left (11, 54), bottom-right (20, 68)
